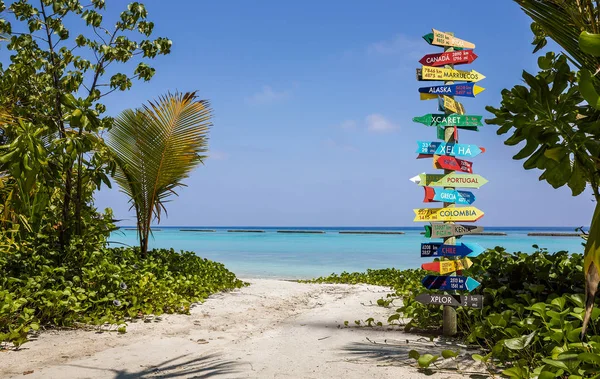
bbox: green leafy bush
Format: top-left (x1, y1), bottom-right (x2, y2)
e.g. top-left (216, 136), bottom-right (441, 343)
top-left (0, 242), bottom-right (245, 347)
top-left (305, 247), bottom-right (600, 377)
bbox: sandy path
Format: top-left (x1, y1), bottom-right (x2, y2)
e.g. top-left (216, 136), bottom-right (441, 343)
top-left (1, 279), bottom-right (484, 378)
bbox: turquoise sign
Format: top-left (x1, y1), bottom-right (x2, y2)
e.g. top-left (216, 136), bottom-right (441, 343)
top-left (424, 187), bottom-right (475, 205)
top-left (416, 141), bottom-right (485, 158)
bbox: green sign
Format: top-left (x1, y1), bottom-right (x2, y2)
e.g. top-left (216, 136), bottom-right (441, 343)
top-left (422, 33), bottom-right (464, 50)
top-left (413, 114), bottom-right (482, 129)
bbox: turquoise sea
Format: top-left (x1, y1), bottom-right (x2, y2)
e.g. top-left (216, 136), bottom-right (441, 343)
top-left (108, 227), bottom-right (587, 279)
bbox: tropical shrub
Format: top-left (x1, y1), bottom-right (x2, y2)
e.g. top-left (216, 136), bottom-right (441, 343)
top-left (0, 240), bottom-right (245, 347)
top-left (305, 247), bottom-right (600, 377)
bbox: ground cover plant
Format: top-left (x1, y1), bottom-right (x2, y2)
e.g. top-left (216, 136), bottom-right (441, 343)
top-left (305, 247), bottom-right (600, 378)
top-left (0, 240), bottom-right (245, 347)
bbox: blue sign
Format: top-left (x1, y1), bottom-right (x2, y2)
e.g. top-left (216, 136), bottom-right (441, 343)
top-left (421, 275), bottom-right (481, 291)
top-left (416, 141), bottom-right (484, 158)
top-left (418, 83), bottom-right (481, 98)
top-left (420, 242), bottom-right (484, 258)
top-left (432, 188), bottom-right (475, 205)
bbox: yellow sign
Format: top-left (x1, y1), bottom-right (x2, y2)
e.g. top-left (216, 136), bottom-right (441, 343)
top-left (441, 96), bottom-right (465, 114)
top-left (439, 258), bottom-right (473, 275)
top-left (431, 29), bottom-right (475, 49)
top-left (413, 206), bottom-right (484, 222)
top-left (420, 66), bottom-right (485, 83)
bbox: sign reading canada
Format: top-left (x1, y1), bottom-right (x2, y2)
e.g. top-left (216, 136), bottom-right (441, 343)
top-left (419, 50), bottom-right (478, 67)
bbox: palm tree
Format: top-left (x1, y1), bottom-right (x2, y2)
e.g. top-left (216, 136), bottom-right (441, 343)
top-left (506, 0), bottom-right (600, 334)
top-left (107, 91), bottom-right (212, 257)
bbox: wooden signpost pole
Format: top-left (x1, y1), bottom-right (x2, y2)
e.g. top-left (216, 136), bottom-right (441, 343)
top-left (442, 34), bottom-right (457, 337)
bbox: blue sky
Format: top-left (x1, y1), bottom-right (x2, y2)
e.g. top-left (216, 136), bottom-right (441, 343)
top-left (94, 0), bottom-right (594, 227)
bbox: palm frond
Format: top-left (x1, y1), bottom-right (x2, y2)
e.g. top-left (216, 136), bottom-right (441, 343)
top-left (107, 91), bottom-right (212, 255)
top-left (515, 0), bottom-right (600, 71)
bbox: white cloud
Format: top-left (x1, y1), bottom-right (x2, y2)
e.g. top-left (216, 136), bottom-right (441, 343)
top-left (246, 85), bottom-right (291, 105)
top-left (365, 114), bottom-right (398, 133)
top-left (367, 34), bottom-right (429, 60)
top-left (208, 150), bottom-right (228, 160)
top-left (324, 138), bottom-right (358, 152)
top-left (338, 120), bottom-right (357, 130)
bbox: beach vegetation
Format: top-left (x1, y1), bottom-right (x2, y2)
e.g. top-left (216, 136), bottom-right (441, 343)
top-left (486, 0), bottom-right (600, 336)
top-left (306, 247), bottom-right (600, 377)
top-left (0, 1), bottom-right (241, 348)
top-left (0, 242), bottom-right (245, 347)
top-left (107, 92), bottom-right (212, 257)
top-left (0, 0), bottom-right (171, 250)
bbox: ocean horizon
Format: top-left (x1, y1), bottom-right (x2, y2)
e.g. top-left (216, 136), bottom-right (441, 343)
top-left (108, 226), bottom-right (587, 279)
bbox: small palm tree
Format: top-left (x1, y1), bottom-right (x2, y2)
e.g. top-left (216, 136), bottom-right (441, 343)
top-left (107, 91), bottom-right (212, 257)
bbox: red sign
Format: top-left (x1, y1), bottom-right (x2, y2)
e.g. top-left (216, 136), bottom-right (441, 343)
top-left (434, 155), bottom-right (473, 173)
top-left (419, 50), bottom-right (478, 67)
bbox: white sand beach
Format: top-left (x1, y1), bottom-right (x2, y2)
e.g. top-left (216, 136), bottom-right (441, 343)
top-left (2, 280), bottom-right (484, 378)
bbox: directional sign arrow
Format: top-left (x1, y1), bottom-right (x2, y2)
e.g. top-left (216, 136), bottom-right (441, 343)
top-left (433, 155), bottom-right (473, 173)
top-left (410, 172), bottom-right (488, 188)
top-left (419, 50), bottom-right (478, 67)
top-left (438, 96), bottom-right (465, 114)
top-left (413, 207), bottom-right (484, 222)
top-left (431, 29), bottom-right (475, 49)
top-left (418, 66), bottom-right (485, 82)
top-left (412, 114), bottom-right (482, 129)
top-left (415, 293), bottom-right (483, 308)
top-left (421, 275), bottom-right (481, 291)
top-left (419, 83), bottom-right (485, 98)
top-left (424, 223), bottom-right (484, 238)
top-left (416, 142), bottom-right (485, 158)
top-left (424, 187), bottom-right (475, 205)
top-left (420, 242), bottom-right (484, 257)
top-left (422, 33), bottom-right (465, 50)
top-left (421, 258), bottom-right (473, 274)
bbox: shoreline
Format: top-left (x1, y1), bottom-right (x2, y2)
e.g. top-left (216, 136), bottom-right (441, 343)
top-left (2, 279), bottom-right (482, 378)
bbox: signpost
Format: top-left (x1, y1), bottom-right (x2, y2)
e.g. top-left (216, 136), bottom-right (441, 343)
top-left (410, 172), bottom-right (488, 188)
top-left (420, 242), bottom-right (485, 257)
top-left (417, 66), bottom-right (485, 82)
top-left (433, 155), bottom-right (473, 173)
top-left (416, 141), bottom-right (485, 158)
top-left (419, 50), bottom-right (478, 67)
top-left (431, 29), bottom-right (475, 49)
top-left (421, 258), bottom-right (473, 274)
top-left (422, 33), bottom-right (464, 50)
top-left (411, 29), bottom-right (486, 333)
top-left (421, 275), bottom-right (481, 291)
top-left (415, 293), bottom-right (483, 309)
top-left (423, 187), bottom-right (475, 204)
top-left (412, 114), bottom-right (482, 129)
top-left (424, 223), bottom-right (484, 238)
top-left (413, 206), bottom-right (484, 222)
top-left (438, 95), bottom-right (465, 114)
top-left (419, 83), bottom-right (485, 98)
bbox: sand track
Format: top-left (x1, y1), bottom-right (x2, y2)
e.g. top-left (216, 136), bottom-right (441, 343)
top-left (1, 279), bottom-right (483, 378)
